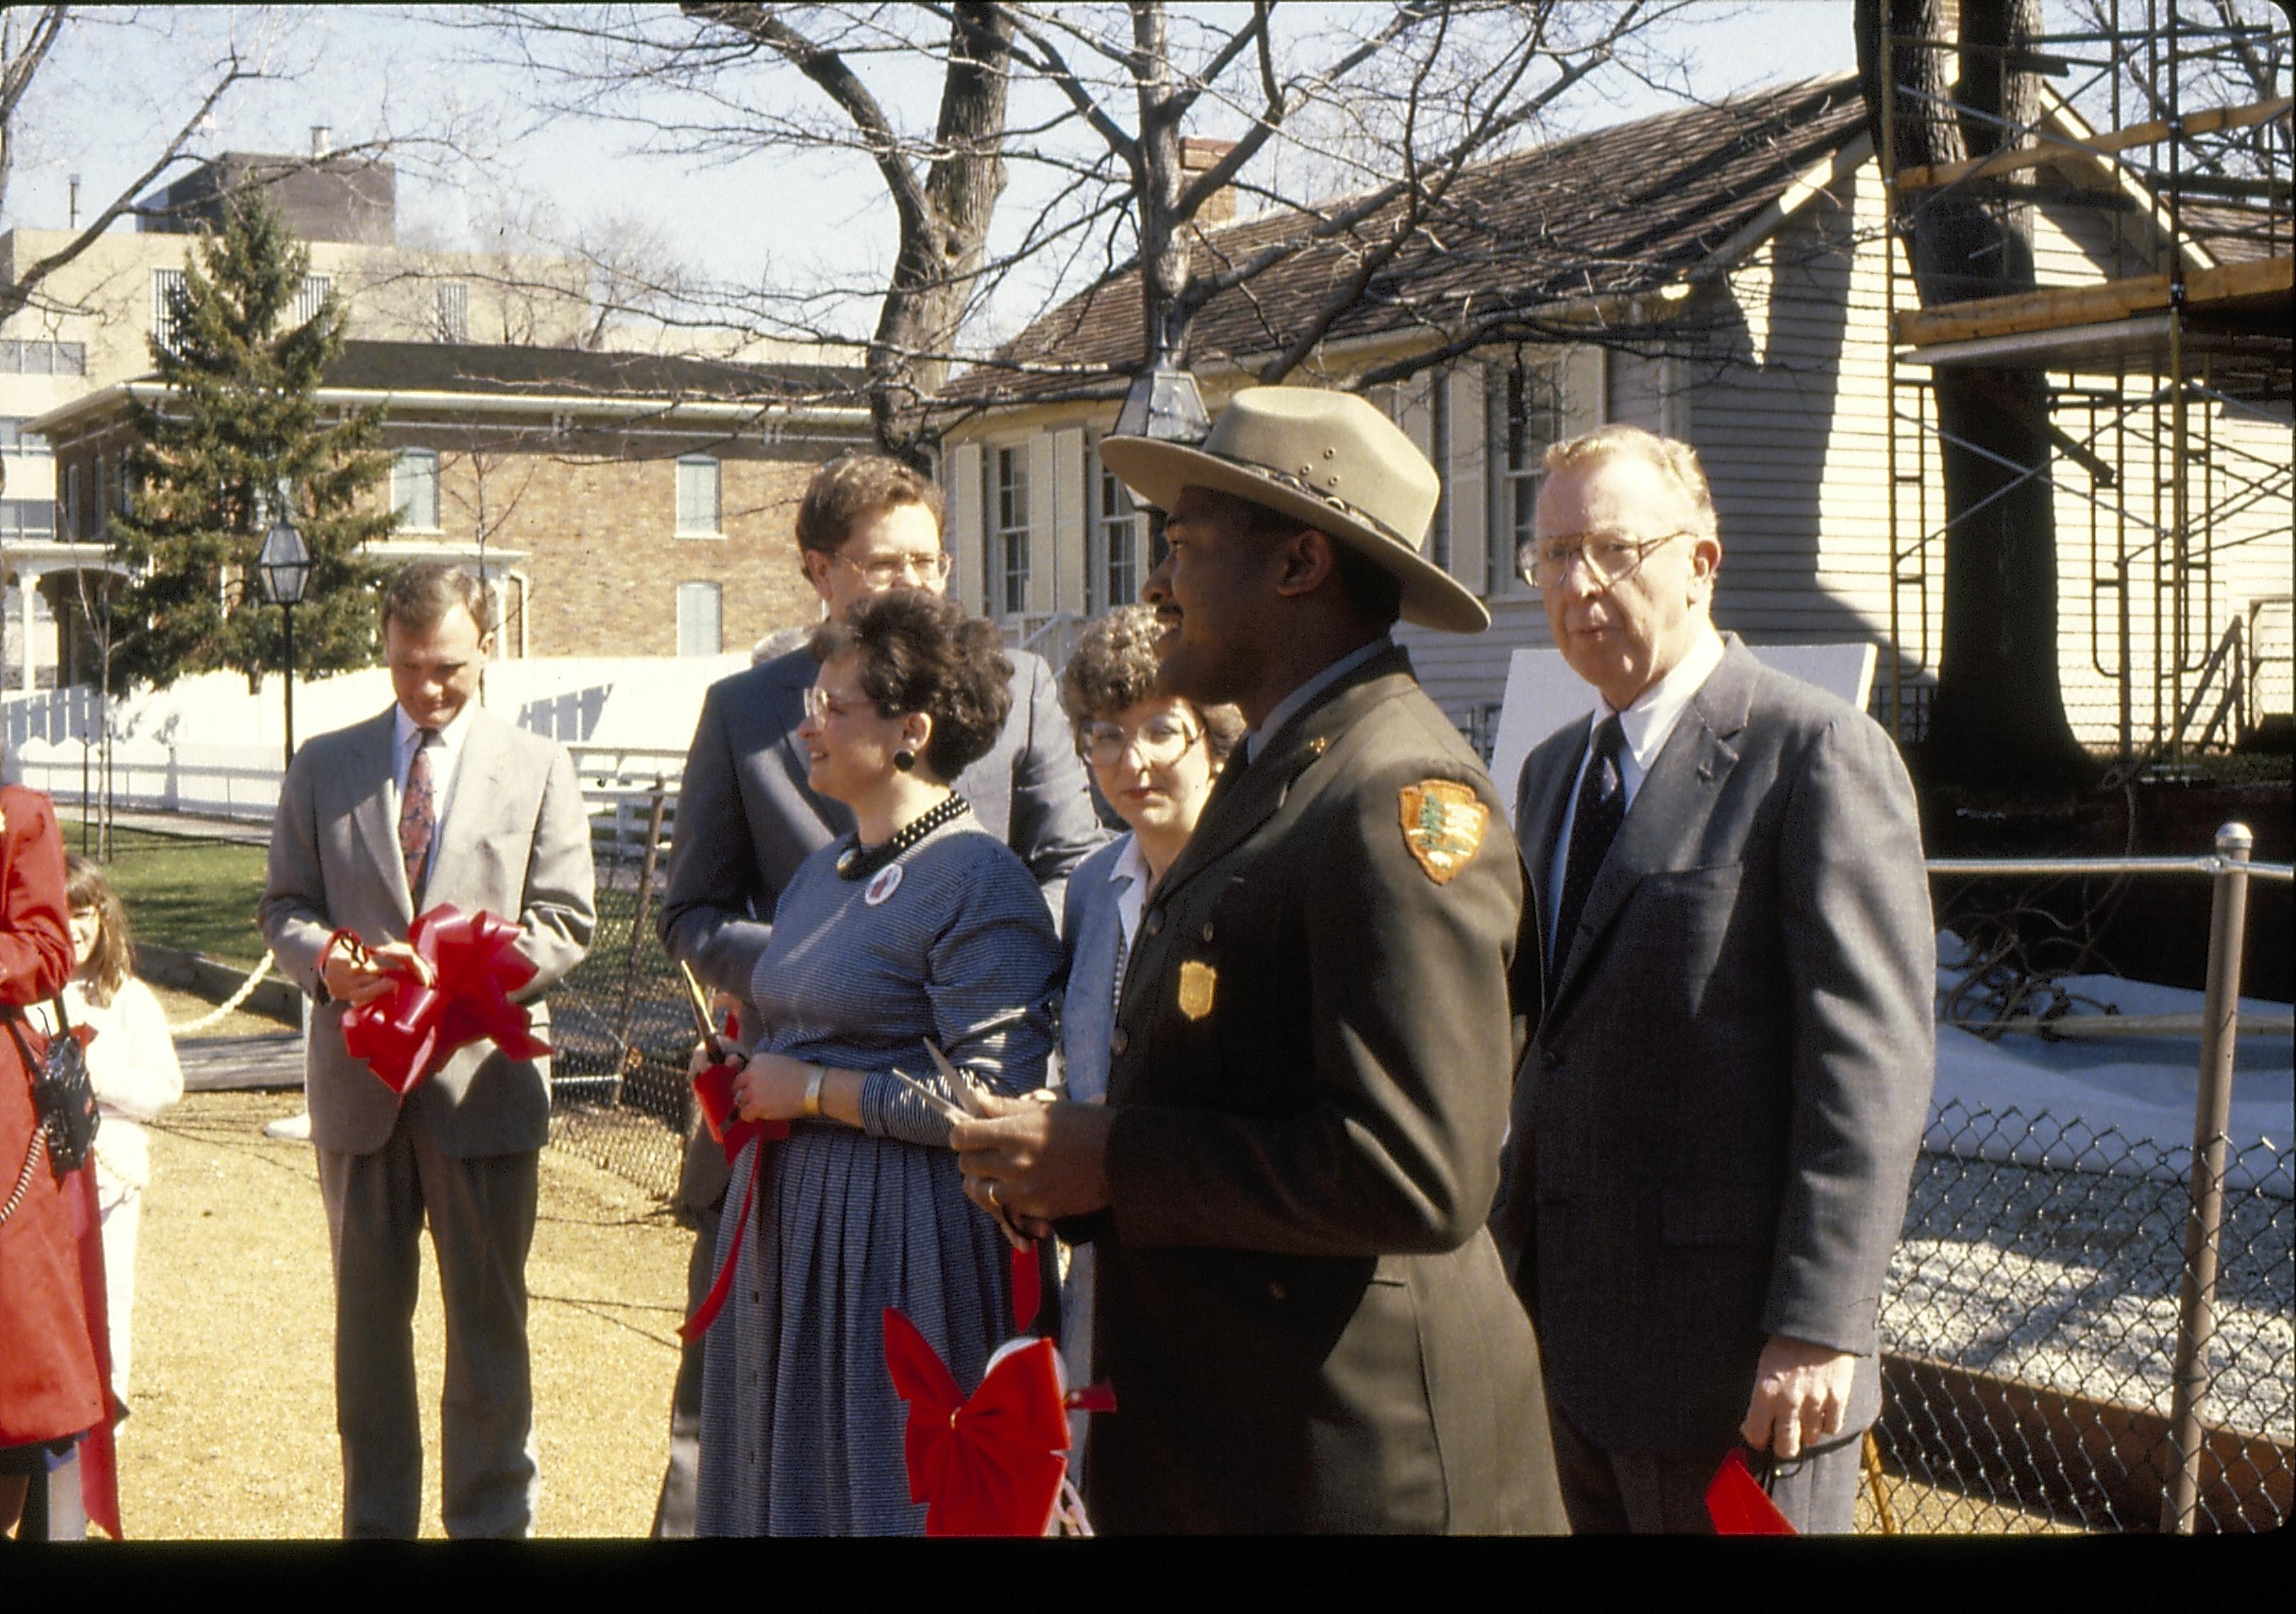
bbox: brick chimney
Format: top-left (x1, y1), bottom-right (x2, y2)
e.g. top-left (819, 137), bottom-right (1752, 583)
top-left (1180, 137), bottom-right (1239, 227)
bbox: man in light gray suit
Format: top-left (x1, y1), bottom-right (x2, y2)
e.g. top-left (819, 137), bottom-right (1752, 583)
top-left (260, 562), bottom-right (597, 1539)
top-left (648, 452), bottom-right (1102, 1534)
top-left (1490, 425), bottom-right (1933, 1533)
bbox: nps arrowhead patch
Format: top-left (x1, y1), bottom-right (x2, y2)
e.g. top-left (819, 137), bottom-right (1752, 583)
top-left (1399, 779), bottom-right (1487, 885)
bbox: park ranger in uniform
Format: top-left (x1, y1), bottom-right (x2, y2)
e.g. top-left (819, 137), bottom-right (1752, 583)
top-left (951, 387), bottom-right (1567, 1533)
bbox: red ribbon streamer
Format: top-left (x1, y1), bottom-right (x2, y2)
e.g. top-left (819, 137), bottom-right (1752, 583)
top-left (884, 1308), bottom-right (1072, 1537)
top-left (1706, 1449), bottom-right (1796, 1535)
top-left (340, 906), bottom-right (548, 1096)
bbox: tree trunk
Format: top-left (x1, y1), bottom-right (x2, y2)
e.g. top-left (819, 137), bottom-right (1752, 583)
top-left (871, 1), bottom-right (1011, 465)
top-left (1132, 2), bottom-right (1190, 368)
top-left (1858, 0), bottom-right (2096, 790)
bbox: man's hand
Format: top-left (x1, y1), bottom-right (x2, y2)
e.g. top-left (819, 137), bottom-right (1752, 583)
top-left (320, 935), bottom-right (432, 1008)
top-left (1740, 1334), bottom-right (1858, 1459)
top-left (950, 1090), bottom-right (1115, 1233)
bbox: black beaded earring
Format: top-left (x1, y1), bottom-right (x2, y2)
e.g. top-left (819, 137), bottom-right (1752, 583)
top-left (894, 749), bottom-right (916, 772)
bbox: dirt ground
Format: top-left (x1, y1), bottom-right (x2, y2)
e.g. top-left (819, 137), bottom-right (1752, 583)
top-left (113, 1088), bottom-right (692, 1540)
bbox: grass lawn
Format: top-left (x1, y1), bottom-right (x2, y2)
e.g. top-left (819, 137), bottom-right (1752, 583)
top-left (57, 816), bottom-right (271, 968)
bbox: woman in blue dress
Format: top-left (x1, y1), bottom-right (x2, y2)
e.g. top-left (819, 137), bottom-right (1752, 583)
top-left (694, 589), bottom-right (1062, 1537)
top-left (1050, 605), bottom-right (1242, 1459)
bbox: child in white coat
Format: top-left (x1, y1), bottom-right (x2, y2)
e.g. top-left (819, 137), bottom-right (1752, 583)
top-left (36, 855), bottom-right (184, 1396)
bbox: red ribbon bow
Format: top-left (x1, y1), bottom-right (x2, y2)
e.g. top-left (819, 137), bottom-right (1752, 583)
top-left (340, 905), bottom-right (549, 1096)
top-left (883, 1307), bottom-right (1079, 1537)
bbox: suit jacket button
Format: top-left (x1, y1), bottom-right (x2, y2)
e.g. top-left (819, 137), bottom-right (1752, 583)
top-left (1541, 1049), bottom-right (1562, 1071)
top-left (1266, 1281), bottom-right (1288, 1302)
top-left (1109, 1028), bottom-right (1129, 1058)
top-left (1200, 921), bottom-right (1215, 943)
top-left (1144, 910), bottom-right (1164, 937)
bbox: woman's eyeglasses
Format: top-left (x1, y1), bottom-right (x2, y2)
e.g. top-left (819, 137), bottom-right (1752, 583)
top-left (803, 686), bottom-right (877, 724)
top-left (1079, 713), bottom-right (1201, 768)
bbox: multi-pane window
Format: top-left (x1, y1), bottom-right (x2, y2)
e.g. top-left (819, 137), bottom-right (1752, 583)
top-left (994, 445), bottom-right (1030, 615)
top-left (1490, 360), bottom-right (1563, 592)
top-left (152, 269), bottom-right (188, 352)
top-left (1098, 453), bottom-right (1139, 609)
top-left (393, 448), bottom-right (440, 531)
top-left (0, 419), bottom-right (39, 456)
top-left (0, 340), bottom-right (84, 375)
top-left (0, 500), bottom-right (55, 541)
top-left (676, 455), bottom-right (722, 535)
top-left (437, 281), bottom-right (471, 343)
top-left (677, 582), bottom-right (724, 657)
top-left (64, 463), bottom-right (82, 539)
top-left (294, 274), bottom-right (333, 328)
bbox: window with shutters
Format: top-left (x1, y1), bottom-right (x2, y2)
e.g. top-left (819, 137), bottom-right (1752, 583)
top-left (993, 445), bottom-right (1030, 616)
top-left (1488, 358), bottom-right (1565, 597)
top-left (677, 455), bottom-right (722, 536)
top-left (1097, 451), bottom-right (1139, 609)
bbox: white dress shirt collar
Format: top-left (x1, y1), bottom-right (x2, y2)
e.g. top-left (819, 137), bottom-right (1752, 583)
top-left (1597, 621), bottom-right (1728, 786)
top-left (393, 699), bottom-right (478, 811)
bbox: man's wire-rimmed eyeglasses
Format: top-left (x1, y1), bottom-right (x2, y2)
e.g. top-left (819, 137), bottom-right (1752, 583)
top-left (1516, 531), bottom-right (1689, 589)
top-left (833, 549), bottom-right (954, 588)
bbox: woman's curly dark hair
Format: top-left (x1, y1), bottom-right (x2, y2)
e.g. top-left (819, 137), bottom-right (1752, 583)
top-left (809, 589), bottom-right (1012, 781)
top-left (1059, 604), bottom-right (1244, 765)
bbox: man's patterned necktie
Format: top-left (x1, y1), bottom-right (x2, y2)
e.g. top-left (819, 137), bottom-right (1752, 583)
top-left (1550, 714), bottom-right (1627, 983)
top-left (400, 728), bottom-right (440, 901)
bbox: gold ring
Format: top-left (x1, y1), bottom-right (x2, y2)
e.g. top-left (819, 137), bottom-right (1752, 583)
top-left (985, 1180), bottom-right (1001, 1210)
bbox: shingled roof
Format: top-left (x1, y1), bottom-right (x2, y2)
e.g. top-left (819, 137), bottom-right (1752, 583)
top-left (951, 73), bottom-right (1869, 403)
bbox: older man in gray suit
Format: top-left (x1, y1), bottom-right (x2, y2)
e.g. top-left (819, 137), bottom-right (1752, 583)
top-left (261, 563), bottom-right (597, 1539)
top-left (1490, 425), bottom-right (1933, 1533)
top-left (648, 451), bottom-right (1102, 1533)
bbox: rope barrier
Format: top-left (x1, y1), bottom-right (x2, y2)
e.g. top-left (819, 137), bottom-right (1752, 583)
top-left (167, 949), bottom-right (281, 1034)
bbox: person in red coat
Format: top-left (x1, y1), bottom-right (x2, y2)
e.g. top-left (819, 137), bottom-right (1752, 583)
top-left (0, 784), bottom-right (99, 1537)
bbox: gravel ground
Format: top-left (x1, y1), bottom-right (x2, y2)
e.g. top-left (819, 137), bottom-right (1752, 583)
top-left (113, 1089), bottom-right (692, 1540)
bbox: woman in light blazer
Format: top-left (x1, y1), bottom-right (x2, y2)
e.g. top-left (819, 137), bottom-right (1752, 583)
top-left (1055, 606), bottom-right (1242, 1452)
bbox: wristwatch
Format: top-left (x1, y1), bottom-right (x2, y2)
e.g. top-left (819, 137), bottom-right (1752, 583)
top-left (802, 1064), bottom-right (827, 1119)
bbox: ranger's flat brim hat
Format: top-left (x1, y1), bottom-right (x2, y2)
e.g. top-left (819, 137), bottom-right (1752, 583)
top-left (1098, 385), bottom-right (1490, 634)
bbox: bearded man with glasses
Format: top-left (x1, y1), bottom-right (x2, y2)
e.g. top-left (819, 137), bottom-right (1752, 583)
top-left (649, 452), bottom-right (1102, 1535)
top-left (1488, 424), bottom-right (1934, 1533)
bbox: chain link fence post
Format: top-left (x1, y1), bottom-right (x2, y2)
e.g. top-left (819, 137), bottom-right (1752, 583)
top-left (2161, 821), bottom-right (2255, 1533)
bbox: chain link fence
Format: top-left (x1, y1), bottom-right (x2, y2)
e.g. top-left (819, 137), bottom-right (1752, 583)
top-left (538, 786), bottom-right (2296, 1533)
top-left (545, 786), bottom-right (692, 1202)
top-left (1872, 1103), bottom-right (2292, 1533)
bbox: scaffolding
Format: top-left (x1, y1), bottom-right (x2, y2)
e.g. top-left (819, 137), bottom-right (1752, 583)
top-left (1879, 0), bottom-right (2293, 767)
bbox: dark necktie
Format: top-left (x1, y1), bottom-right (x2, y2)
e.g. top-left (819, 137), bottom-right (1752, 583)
top-left (400, 728), bottom-right (441, 901)
top-left (1550, 715), bottom-right (1627, 979)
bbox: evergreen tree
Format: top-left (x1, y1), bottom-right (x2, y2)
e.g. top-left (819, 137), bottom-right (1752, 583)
top-left (107, 193), bottom-right (393, 693)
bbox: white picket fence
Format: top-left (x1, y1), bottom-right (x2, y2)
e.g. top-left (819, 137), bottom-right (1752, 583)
top-left (3, 654), bottom-right (744, 823)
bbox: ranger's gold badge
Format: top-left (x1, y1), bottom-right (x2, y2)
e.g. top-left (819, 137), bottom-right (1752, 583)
top-left (1399, 780), bottom-right (1487, 885)
top-left (1178, 959), bottom-right (1217, 1020)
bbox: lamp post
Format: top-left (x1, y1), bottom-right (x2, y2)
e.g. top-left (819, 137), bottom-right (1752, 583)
top-left (256, 512), bottom-right (312, 770)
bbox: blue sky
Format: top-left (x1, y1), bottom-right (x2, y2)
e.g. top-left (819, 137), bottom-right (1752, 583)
top-left (5, 3), bottom-right (1864, 339)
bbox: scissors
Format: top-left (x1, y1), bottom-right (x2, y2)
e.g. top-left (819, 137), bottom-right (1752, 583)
top-left (925, 1038), bottom-right (1030, 1248)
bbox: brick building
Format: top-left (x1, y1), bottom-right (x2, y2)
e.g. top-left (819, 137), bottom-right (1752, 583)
top-left (25, 339), bottom-right (870, 676)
